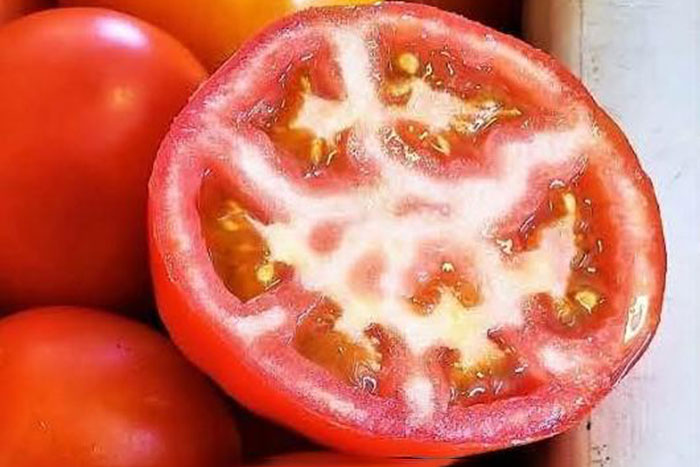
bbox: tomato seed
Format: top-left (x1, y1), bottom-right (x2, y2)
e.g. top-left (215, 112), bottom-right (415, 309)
top-left (396, 52), bottom-right (420, 76)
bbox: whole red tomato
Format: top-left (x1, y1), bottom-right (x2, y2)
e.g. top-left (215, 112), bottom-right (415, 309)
top-left (0, 8), bottom-right (206, 315)
top-left (59, 0), bottom-right (381, 70)
top-left (0, 307), bottom-right (241, 466)
top-left (0, 0), bottom-right (52, 24)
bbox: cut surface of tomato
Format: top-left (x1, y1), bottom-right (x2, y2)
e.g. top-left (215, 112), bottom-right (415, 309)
top-left (150, 3), bottom-right (666, 457)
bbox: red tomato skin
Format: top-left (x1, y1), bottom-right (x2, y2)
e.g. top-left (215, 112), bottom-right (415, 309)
top-left (0, 0), bottom-right (53, 24)
top-left (0, 8), bottom-right (207, 315)
top-left (149, 3), bottom-right (666, 458)
top-left (0, 307), bottom-right (240, 467)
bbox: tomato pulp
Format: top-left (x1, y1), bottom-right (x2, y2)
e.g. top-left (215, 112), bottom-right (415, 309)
top-left (150, 4), bottom-right (666, 457)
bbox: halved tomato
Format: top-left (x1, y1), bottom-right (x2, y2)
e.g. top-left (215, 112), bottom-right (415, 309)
top-left (150, 3), bottom-right (666, 458)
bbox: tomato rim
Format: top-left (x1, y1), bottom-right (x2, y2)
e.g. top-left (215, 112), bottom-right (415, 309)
top-left (150, 2), bottom-right (666, 457)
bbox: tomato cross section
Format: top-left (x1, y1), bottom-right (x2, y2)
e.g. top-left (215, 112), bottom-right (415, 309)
top-left (150, 3), bottom-right (665, 457)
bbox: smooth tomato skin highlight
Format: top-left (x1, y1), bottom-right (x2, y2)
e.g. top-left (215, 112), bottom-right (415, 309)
top-left (0, 307), bottom-right (241, 467)
top-left (0, 8), bottom-right (206, 315)
top-left (59, 0), bottom-right (380, 71)
top-left (0, 0), bottom-right (53, 24)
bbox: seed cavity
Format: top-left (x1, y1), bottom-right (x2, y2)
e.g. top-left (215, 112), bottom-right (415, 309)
top-left (294, 300), bottom-right (381, 392)
top-left (199, 172), bottom-right (287, 302)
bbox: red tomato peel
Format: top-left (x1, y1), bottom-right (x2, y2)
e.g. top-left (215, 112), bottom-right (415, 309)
top-left (150, 3), bottom-right (666, 457)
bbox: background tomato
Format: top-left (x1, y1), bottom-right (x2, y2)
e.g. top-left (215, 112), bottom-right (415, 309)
top-left (0, 307), bottom-right (240, 466)
top-left (0, 8), bottom-right (206, 315)
top-left (406, 0), bottom-right (523, 35)
top-left (58, 0), bottom-right (380, 70)
top-left (0, 0), bottom-right (53, 24)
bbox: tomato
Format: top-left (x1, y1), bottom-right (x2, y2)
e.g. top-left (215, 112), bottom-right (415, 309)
top-left (0, 307), bottom-right (240, 466)
top-left (251, 452), bottom-right (455, 466)
top-left (58, 0), bottom-right (380, 71)
top-left (406, 1), bottom-right (523, 35)
top-left (149, 3), bottom-right (666, 458)
top-left (0, 8), bottom-right (206, 315)
top-left (0, 0), bottom-right (52, 25)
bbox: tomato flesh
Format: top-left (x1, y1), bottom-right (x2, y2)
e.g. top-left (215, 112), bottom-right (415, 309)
top-left (196, 41), bottom-right (597, 408)
top-left (151, 3), bottom-right (666, 457)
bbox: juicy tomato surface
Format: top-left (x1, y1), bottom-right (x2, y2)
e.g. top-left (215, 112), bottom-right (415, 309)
top-left (0, 8), bottom-right (206, 315)
top-left (0, 0), bottom-right (52, 24)
top-left (59, 0), bottom-right (380, 71)
top-left (0, 307), bottom-right (240, 467)
top-left (406, 0), bottom-right (523, 35)
top-left (150, 3), bottom-right (666, 457)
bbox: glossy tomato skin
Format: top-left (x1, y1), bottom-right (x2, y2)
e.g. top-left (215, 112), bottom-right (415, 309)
top-left (0, 0), bottom-right (53, 24)
top-left (150, 3), bottom-right (665, 458)
top-left (59, 0), bottom-right (380, 71)
top-left (0, 307), bottom-right (240, 467)
top-left (0, 8), bottom-right (206, 315)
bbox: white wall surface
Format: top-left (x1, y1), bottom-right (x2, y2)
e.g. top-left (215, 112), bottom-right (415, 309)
top-left (525, 0), bottom-right (700, 465)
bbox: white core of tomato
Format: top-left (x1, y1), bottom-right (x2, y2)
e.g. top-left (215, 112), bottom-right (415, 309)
top-left (225, 27), bottom-right (590, 418)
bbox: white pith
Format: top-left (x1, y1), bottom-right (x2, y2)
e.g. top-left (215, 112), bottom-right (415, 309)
top-left (226, 28), bottom-right (590, 421)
